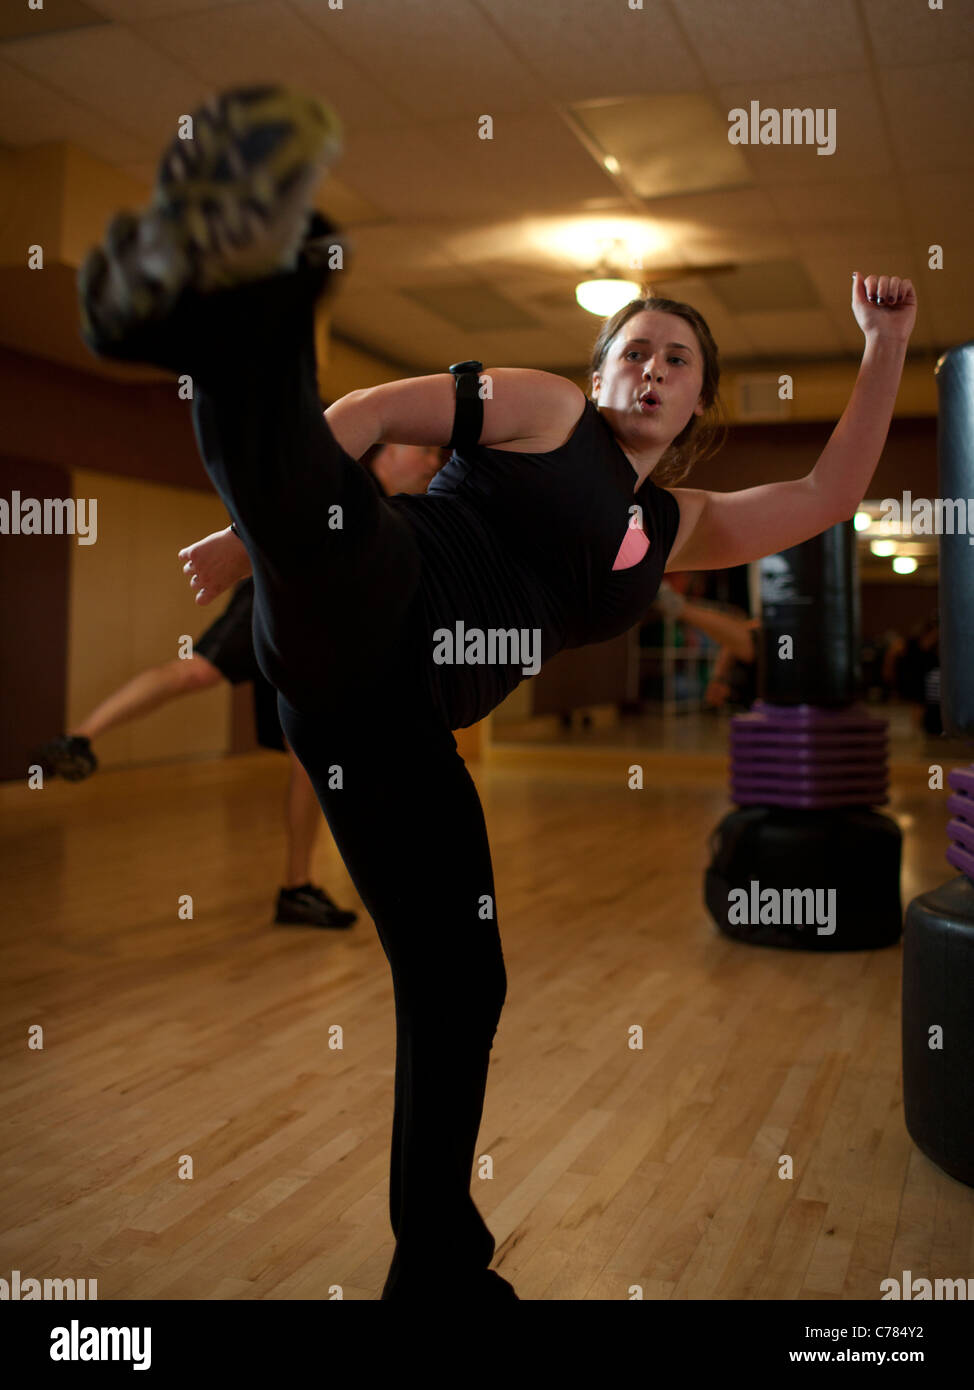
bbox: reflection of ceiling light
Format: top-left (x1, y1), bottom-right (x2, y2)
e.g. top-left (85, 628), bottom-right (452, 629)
top-left (575, 278), bottom-right (642, 315)
top-left (892, 556), bottom-right (918, 574)
top-left (853, 511), bottom-right (872, 531)
top-left (603, 155), bottom-right (621, 174)
top-left (870, 541), bottom-right (897, 556)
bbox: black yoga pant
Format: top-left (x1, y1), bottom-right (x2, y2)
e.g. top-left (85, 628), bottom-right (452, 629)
top-left (185, 275), bottom-right (509, 1298)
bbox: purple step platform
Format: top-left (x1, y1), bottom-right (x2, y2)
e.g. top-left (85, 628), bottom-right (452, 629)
top-left (946, 764), bottom-right (974, 883)
top-left (729, 701), bottom-right (889, 810)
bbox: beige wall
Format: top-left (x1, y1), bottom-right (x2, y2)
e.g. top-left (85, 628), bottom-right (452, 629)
top-left (68, 468), bottom-right (232, 769)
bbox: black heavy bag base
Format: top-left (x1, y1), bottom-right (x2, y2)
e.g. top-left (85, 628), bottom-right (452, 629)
top-left (902, 874), bottom-right (974, 1189)
top-left (705, 805), bottom-right (902, 951)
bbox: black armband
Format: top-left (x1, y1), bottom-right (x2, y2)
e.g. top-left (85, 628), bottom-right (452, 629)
top-left (448, 360), bottom-right (484, 452)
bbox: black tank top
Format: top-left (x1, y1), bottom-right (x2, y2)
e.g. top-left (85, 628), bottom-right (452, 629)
top-left (386, 396), bottom-right (682, 728)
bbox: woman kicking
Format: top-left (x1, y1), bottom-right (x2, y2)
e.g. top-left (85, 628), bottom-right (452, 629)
top-left (78, 85), bottom-right (917, 1302)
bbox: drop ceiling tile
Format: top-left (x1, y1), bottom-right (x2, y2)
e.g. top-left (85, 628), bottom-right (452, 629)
top-left (333, 285), bottom-right (590, 372)
top-left (333, 286), bottom-right (476, 365)
top-left (330, 223), bottom-right (467, 285)
top-left (727, 310), bottom-right (842, 355)
top-left (879, 63), bottom-right (974, 172)
top-left (0, 56), bottom-right (150, 162)
top-left (861, 0), bottom-right (974, 67)
top-left (674, 0), bottom-right (866, 84)
top-left (90, 0), bottom-right (252, 17)
top-left (438, 325), bottom-right (600, 373)
top-left (340, 110), bottom-right (616, 221)
top-left (401, 282), bottom-right (538, 332)
top-left (789, 227), bottom-right (915, 265)
top-left (665, 218), bottom-right (793, 268)
top-left (569, 93), bottom-right (752, 199)
top-left (765, 178), bottom-right (903, 233)
top-left (133, 0), bottom-right (413, 134)
top-left (479, 0), bottom-right (700, 102)
top-left (0, 0), bottom-right (106, 41)
top-left (1, 25), bottom-right (213, 144)
top-left (488, 277), bottom-right (591, 323)
top-left (630, 187), bottom-right (793, 266)
top-left (334, 125), bottom-right (469, 220)
top-left (914, 260), bottom-right (974, 345)
top-left (708, 260), bottom-right (822, 313)
top-left (717, 73), bottom-right (893, 182)
top-left (291, 0), bottom-right (545, 120)
top-left (426, 109), bottom-right (619, 212)
top-left (900, 172), bottom-right (974, 232)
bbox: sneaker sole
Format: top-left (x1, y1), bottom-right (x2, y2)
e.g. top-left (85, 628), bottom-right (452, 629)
top-left (274, 912), bottom-right (356, 929)
top-left (79, 84), bottom-right (343, 350)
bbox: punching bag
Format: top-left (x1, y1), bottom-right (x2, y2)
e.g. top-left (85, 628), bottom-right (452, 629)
top-left (936, 340), bottom-right (974, 740)
top-left (757, 520), bottom-right (862, 706)
top-left (901, 340), bottom-right (974, 1189)
top-left (705, 521), bottom-right (901, 951)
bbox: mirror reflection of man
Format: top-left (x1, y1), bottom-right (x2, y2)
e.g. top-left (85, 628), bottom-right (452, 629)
top-left (652, 580), bottom-right (758, 711)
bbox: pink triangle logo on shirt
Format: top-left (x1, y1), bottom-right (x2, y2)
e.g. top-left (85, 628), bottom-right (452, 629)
top-left (612, 526), bottom-right (650, 571)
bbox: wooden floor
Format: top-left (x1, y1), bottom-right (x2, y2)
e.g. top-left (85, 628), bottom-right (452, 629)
top-left (1, 745), bottom-right (972, 1301)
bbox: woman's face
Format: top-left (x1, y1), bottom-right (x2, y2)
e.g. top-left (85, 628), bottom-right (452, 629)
top-left (591, 309), bottom-right (706, 447)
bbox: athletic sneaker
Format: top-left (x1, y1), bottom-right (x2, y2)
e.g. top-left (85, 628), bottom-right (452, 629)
top-left (78, 84), bottom-right (344, 365)
top-left (31, 734), bottom-right (98, 782)
top-left (275, 883), bottom-right (357, 929)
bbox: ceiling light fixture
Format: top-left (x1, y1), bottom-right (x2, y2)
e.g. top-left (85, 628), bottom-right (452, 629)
top-left (575, 277), bottom-right (643, 316)
top-left (575, 238), bottom-right (642, 317)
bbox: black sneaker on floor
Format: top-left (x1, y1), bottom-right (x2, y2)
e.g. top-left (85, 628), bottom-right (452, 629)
top-left (275, 883), bottom-right (357, 929)
top-left (31, 735), bottom-right (98, 783)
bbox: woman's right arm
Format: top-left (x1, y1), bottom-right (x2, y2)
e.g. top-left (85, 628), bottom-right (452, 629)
top-left (324, 368), bottom-right (585, 458)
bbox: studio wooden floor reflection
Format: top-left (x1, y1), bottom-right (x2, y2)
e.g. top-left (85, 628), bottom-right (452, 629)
top-left (1, 746), bottom-right (971, 1301)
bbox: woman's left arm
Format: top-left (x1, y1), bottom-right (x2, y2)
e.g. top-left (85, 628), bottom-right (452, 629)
top-left (664, 272), bottom-right (917, 574)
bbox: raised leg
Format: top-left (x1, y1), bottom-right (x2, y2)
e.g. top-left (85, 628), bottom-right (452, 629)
top-left (77, 84), bottom-right (422, 715)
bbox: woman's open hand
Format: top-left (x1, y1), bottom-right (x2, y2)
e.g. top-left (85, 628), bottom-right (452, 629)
top-left (852, 271), bottom-right (916, 344)
top-left (178, 525), bottom-right (252, 606)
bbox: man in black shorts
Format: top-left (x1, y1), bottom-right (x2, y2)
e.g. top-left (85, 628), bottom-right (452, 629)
top-left (33, 441), bottom-right (443, 928)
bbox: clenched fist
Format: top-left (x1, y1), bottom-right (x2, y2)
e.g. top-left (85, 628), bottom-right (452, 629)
top-left (852, 272), bottom-right (916, 344)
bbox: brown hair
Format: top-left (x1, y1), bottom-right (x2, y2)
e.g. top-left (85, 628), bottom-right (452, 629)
top-left (588, 296), bottom-right (727, 486)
